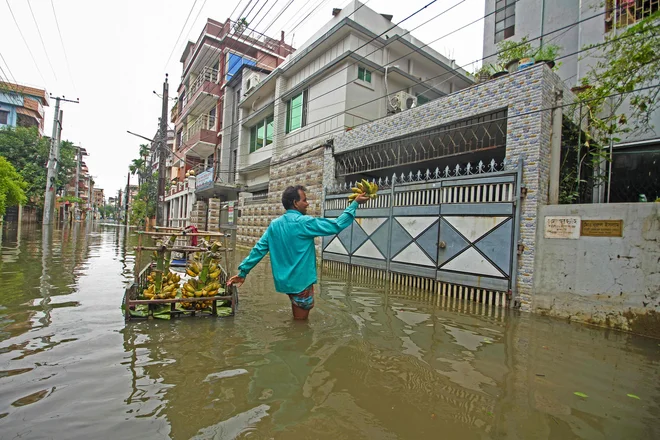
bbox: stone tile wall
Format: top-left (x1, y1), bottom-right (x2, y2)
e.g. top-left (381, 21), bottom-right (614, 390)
top-left (237, 143), bottom-right (326, 250)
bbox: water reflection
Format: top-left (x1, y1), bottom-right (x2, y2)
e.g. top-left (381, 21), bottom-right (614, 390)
top-left (0, 222), bottom-right (659, 439)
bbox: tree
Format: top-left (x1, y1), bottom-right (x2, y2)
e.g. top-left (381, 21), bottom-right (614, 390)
top-left (578, 11), bottom-right (660, 142)
top-left (0, 156), bottom-right (27, 217)
top-left (129, 171), bottom-right (158, 226)
top-left (0, 126), bottom-right (77, 208)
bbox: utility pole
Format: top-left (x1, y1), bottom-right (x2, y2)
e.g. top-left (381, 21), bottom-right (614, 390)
top-left (157, 74), bottom-right (169, 227)
top-left (42, 95), bottom-right (79, 225)
top-left (125, 173), bottom-right (131, 226)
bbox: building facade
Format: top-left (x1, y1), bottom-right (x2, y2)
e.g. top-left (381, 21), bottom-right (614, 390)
top-left (0, 82), bottom-right (49, 136)
top-left (228, 1), bottom-right (473, 244)
top-left (165, 17), bottom-right (295, 229)
top-left (482, 0), bottom-right (660, 202)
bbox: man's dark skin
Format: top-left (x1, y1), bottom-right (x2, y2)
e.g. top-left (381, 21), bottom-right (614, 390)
top-left (228, 189), bottom-right (369, 320)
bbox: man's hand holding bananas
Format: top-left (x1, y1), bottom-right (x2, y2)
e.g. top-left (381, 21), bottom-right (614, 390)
top-left (348, 179), bottom-right (378, 203)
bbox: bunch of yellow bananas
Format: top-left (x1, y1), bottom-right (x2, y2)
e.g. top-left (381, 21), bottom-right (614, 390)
top-left (348, 179), bottom-right (378, 202)
top-left (142, 271), bottom-right (181, 300)
top-left (180, 258), bottom-right (225, 310)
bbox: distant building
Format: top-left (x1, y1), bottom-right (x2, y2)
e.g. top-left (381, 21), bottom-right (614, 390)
top-left (165, 16), bottom-right (295, 227)
top-left (0, 81), bottom-right (49, 136)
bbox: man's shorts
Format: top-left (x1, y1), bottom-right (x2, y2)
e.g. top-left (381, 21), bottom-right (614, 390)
top-left (288, 285), bottom-right (315, 310)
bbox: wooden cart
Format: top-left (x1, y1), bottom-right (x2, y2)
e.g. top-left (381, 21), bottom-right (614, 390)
top-left (123, 230), bottom-right (238, 321)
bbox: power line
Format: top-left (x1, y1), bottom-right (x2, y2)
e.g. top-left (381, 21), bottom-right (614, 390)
top-left (163, 0), bottom-right (202, 71)
top-left (26, 0), bottom-right (58, 81)
top-left (4, 0), bottom-right (48, 85)
top-left (50, 0), bottom-right (77, 95)
top-left (231, 7), bottom-right (653, 162)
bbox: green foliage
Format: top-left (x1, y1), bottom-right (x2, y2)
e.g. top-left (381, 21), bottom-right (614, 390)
top-left (496, 37), bottom-right (561, 71)
top-left (129, 171), bottom-right (158, 226)
top-left (0, 155), bottom-right (27, 217)
top-left (0, 126), bottom-right (77, 208)
top-left (58, 195), bottom-right (83, 204)
top-left (578, 11), bottom-right (660, 139)
top-left (497, 37), bottom-right (533, 67)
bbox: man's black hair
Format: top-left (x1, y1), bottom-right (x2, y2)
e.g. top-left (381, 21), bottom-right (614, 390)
top-left (282, 185), bottom-right (306, 210)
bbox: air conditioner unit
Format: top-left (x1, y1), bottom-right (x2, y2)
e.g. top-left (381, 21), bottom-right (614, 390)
top-left (392, 91), bottom-right (417, 112)
top-left (246, 73), bottom-right (261, 93)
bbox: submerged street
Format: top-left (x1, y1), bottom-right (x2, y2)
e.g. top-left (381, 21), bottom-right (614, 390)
top-left (0, 222), bottom-right (658, 439)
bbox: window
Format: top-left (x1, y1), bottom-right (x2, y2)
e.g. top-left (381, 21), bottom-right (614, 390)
top-left (0, 110), bottom-right (8, 125)
top-left (606, 0), bottom-right (659, 32)
top-left (358, 66), bottom-right (372, 83)
top-left (249, 115), bottom-right (274, 153)
top-left (233, 89), bottom-right (241, 123)
top-left (226, 53), bottom-right (256, 81)
top-left (286, 90), bottom-right (308, 133)
top-left (494, 0), bottom-right (515, 43)
top-left (209, 107), bottom-right (216, 129)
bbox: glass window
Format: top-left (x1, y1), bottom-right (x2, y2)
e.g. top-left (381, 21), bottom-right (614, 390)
top-left (226, 53), bottom-right (256, 81)
top-left (494, 0), bottom-right (515, 43)
top-left (0, 110), bottom-right (8, 125)
top-left (249, 115), bottom-right (274, 153)
top-left (286, 91), bottom-right (306, 133)
top-left (358, 66), bottom-right (372, 83)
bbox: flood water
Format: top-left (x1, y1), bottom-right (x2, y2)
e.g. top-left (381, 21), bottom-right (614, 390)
top-left (0, 222), bottom-right (659, 439)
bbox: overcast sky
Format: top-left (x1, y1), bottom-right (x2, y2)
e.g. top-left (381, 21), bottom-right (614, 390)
top-left (0, 0), bottom-right (484, 197)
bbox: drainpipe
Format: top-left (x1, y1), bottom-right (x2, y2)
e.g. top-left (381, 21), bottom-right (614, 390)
top-left (548, 88), bottom-right (563, 204)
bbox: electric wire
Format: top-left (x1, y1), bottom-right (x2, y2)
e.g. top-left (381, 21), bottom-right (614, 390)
top-left (26, 0), bottom-right (58, 82)
top-left (4, 0), bottom-right (48, 85)
top-left (50, 0), bottom-right (78, 95)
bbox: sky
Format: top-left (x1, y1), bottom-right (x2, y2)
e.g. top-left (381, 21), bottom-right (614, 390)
top-left (0, 0), bottom-right (485, 197)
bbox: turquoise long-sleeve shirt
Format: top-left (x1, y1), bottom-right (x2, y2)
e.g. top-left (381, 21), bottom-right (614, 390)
top-left (237, 201), bottom-right (359, 294)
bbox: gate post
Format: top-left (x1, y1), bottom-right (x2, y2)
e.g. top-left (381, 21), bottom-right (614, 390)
top-left (510, 157), bottom-right (525, 308)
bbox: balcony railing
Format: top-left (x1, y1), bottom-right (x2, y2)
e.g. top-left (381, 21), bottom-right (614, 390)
top-left (182, 113), bottom-right (216, 144)
top-left (188, 67), bottom-right (219, 101)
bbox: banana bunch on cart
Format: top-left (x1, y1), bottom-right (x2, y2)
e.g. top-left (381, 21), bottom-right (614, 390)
top-left (180, 241), bottom-right (226, 311)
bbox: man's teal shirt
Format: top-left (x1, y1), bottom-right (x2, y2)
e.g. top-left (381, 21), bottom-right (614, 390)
top-left (237, 201), bottom-right (359, 294)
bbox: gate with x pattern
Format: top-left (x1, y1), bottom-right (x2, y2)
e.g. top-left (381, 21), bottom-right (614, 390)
top-left (322, 161), bottom-right (523, 307)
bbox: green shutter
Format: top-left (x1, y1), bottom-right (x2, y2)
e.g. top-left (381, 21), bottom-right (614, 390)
top-left (358, 67), bottom-right (364, 81)
top-left (365, 69), bottom-right (371, 83)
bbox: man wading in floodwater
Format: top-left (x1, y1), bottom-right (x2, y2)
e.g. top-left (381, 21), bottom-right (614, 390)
top-left (227, 185), bottom-right (369, 320)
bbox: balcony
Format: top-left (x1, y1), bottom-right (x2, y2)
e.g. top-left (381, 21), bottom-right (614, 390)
top-left (177, 67), bottom-right (220, 121)
top-left (177, 113), bottom-right (217, 160)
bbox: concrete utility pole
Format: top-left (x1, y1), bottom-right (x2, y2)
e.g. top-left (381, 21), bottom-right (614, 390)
top-left (157, 75), bottom-right (169, 227)
top-left (125, 173), bottom-right (131, 226)
top-left (42, 96), bottom-right (79, 225)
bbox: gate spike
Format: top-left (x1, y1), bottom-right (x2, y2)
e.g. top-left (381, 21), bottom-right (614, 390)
top-left (408, 172), bottom-right (414, 182)
top-left (378, 177), bottom-right (383, 186)
top-left (477, 160), bottom-right (485, 173)
top-left (416, 170), bottom-right (422, 181)
top-left (385, 176), bottom-right (390, 185)
top-left (466, 162), bottom-right (473, 175)
top-left (489, 159), bottom-right (497, 172)
top-left (434, 167), bottom-right (441, 179)
top-left (400, 173), bottom-right (406, 183)
top-left (454, 164), bottom-right (462, 176)
top-left (425, 169), bottom-right (431, 180)
top-left (444, 166), bottom-right (451, 178)
top-left (392, 173), bottom-right (397, 184)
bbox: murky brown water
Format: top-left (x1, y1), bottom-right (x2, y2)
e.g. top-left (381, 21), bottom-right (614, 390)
top-left (0, 222), bottom-right (659, 439)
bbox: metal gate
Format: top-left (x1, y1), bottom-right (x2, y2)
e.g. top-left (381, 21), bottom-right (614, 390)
top-left (322, 160), bottom-right (523, 307)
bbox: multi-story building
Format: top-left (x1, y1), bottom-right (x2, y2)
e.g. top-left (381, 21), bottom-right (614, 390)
top-left (165, 16), bottom-right (295, 228)
top-left (221, 1), bottom-right (473, 243)
top-left (0, 81), bottom-right (49, 136)
top-left (482, 0), bottom-right (660, 202)
top-left (92, 188), bottom-right (104, 218)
